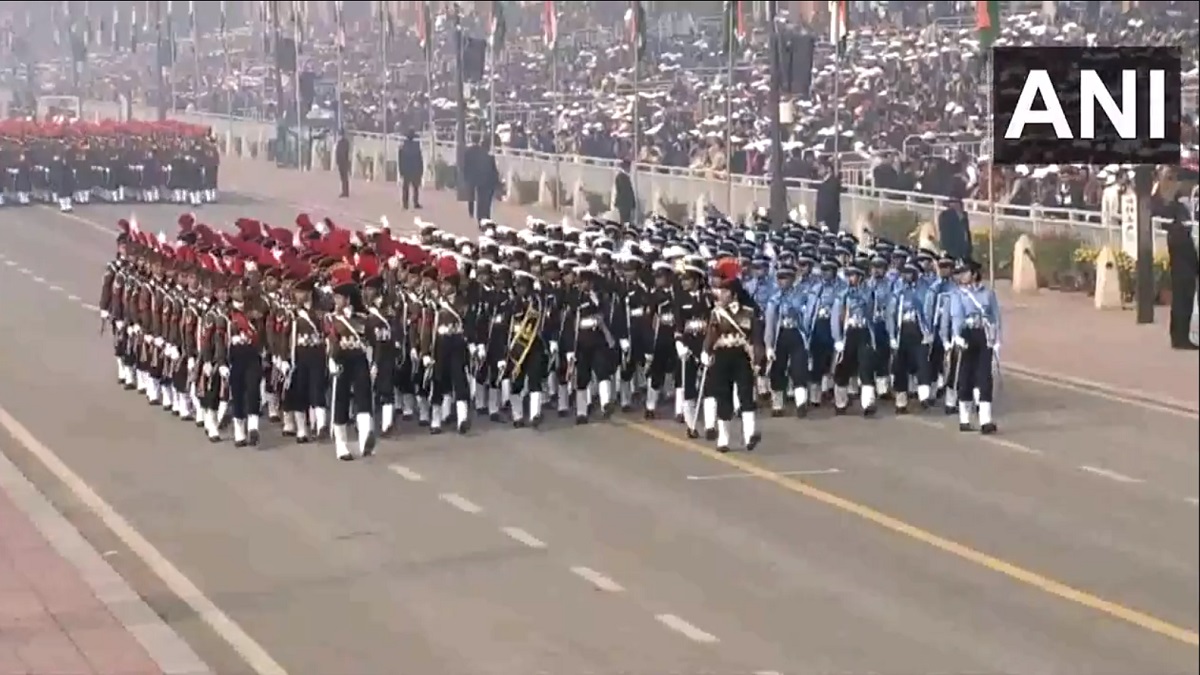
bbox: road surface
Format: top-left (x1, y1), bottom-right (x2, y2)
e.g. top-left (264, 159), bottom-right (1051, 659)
top-left (0, 174), bottom-right (1195, 675)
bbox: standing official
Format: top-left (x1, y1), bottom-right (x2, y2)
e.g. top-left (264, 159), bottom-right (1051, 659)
top-left (335, 131), bottom-right (351, 199)
top-left (398, 130), bottom-right (424, 210)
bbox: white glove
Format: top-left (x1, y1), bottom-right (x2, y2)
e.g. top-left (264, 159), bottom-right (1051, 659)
top-left (471, 343), bottom-right (483, 359)
top-left (922, 333), bottom-right (934, 345)
top-left (410, 348), bottom-right (419, 362)
top-left (126, 325), bottom-right (136, 336)
top-left (889, 338), bottom-right (900, 351)
top-left (496, 360), bottom-right (507, 371)
top-left (954, 335), bottom-right (968, 349)
top-left (218, 365), bottom-right (230, 378)
top-left (422, 355), bottom-right (434, 367)
top-left (992, 343), bottom-right (1002, 356)
top-left (143, 334), bottom-right (154, 344)
top-left (834, 340), bottom-right (845, 353)
top-left (115, 319), bottom-right (125, 331)
top-left (187, 356), bottom-right (197, 372)
top-left (700, 352), bottom-right (712, 367)
top-left (942, 339), bottom-right (952, 352)
top-left (765, 347), bottom-right (776, 361)
top-left (566, 351), bottom-right (576, 363)
top-left (327, 359), bottom-right (341, 375)
top-left (100, 309), bottom-right (110, 320)
top-left (619, 338), bottom-right (630, 352)
top-left (549, 340), bottom-right (559, 355)
top-left (675, 340), bottom-right (689, 359)
top-left (202, 362), bottom-right (213, 377)
top-left (168, 345), bottom-right (180, 361)
top-left (154, 336), bottom-right (164, 348)
top-left (278, 360), bottom-right (291, 375)
top-left (370, 365), bottom-right (378, 381)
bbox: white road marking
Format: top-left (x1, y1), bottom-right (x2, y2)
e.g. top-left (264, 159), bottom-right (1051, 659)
top-left (438, 493), bottom-right (482, 514)
top-left (17, 267), bottom-right (30, 274)
top-left (81, 303), bottom-right (101, 312)
top-left (66, 294), bottom-right (81, 302)
top-left (31, 276), bottom-right (45, 284)
top-left (904, 416), bottom-right (1044, 455)
top-left (48, 285), bottom-right (63, 293)
top-left (754, 671), bottom-right (784, 675)
top-left (500, 526), bottom-right (547, 549)
top-left (1185, 497), bottom-right (1199, 507)
top-left (0, 406), bottom-right (288, 675)
top-left (1004, 367), bottom-right (1199, 420)
top-left (1079, 465), bottom-right (1144, 484)
top-left (386, 464), bottom-right (423, 482)
top-left (686, 468), bottom-right (841, 482)
top-left (569, 566), bottom-right (624, 592)
top-left (655, 614), bottom-right (719, 644)
top-left (3, 260), bottom-right (15, 266)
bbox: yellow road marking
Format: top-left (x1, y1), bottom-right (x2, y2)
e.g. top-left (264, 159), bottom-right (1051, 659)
top-left (619, 420), bottom-right (1200, 647)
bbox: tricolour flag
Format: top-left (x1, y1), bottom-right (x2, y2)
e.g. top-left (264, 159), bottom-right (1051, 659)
top-left (977, 0), bottom-right (1000, 50)
top-left (334, 0), bottom-right (345, 52)
top-left (489, 0), bottom-right (507, 58)
top-left (542, 0), bottom-right (557, 50)
top-left (417, 0), bottom-right (433, 60)
top-left (722, 0), bottom-right (745, 57)
top-left (829, 0), bottom-right (849, 58)
top-left (625, 0), bottom-right (646, 62)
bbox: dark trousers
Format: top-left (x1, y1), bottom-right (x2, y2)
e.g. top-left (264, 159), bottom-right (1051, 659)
top-left (432, 334), bottom-right (471, 402)
top-left (229, 344), bottom-right (263, 419)
top-left (572, 331), bottom-right (615, 389)
top-left (956, 328), bottom-right (995, 403)
top-left (284, 346), bottom-right (327, 412)
top-left (891, 324), bottom-right (932, 393)
top-left (332, 350), bottom-right (371, 425)
top-left (473, 187), bottom-right (495, 220)
top-left (338, 168), bottom-right (350, 197)
top-left (833, 327), bottom-right (874, 388)
top-left (1169, 274), bottom-right (1197, 345)
top-left (710, 347), bottom-right (756, 420)
top-left (768, 327), bottom-right (810, 392)
top-left (401, 176), bottom-right (421, 208)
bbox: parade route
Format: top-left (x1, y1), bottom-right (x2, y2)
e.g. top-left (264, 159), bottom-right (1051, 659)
top-left (0, 169), bottom-right (1196, 674)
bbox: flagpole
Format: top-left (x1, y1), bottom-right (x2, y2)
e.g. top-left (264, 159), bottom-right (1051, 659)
top-left (154, 0), bottom-right (167, 121)
top-left (189, 1), bottom-right (200, 114)
top-left (986, 48), bottom-right (996, 283)
top-left (379, 1), bottom-right (390, 181)
top-left (488, 1), bottom-right (498, 158)
top-left (167, 0), bottom-right (176, 115)
top-left (334, 0), bottom-right (344, 131)
top-left (630, 0), bottom-right (641, 213)
top-left (831, 5), bottom-right (841, 177)
top-left (550, 29), bottom-right (561, 210)
top-left (723, 1), bottom-right (736, 215)
top-left (422, 1), bottom-right (435, 188)
top-left (292, 0), bottom-right (304, 172)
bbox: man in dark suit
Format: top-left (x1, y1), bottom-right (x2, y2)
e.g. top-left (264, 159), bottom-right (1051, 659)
top-left (334, 131), bottom-right (351, 198)
top-left (815, 164), bottom-right (841, 232)
top-left (1164, 200), bottom-right (1199, 350)
top-left (398, 130), bottom-right (423, 209)
top-left (938, 196), bottom-right (973, 260)
top-left (464, 136), bottom-right (499, 221)
top-left (614, 160), bottom-right (636, 225)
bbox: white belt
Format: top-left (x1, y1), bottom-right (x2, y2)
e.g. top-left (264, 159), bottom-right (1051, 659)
top-left (630, 307), bottom-right (645, 317)
top-left (493, 315), bottom-right (506, 325)
top-left (684, 319), bottom-right (706, 332)
top-left (965, 317), bottom-right (981, 327)
top-left (780, 318), bottom-right (797, 329)
top-left (437, 324), bottom-right (462, 335)
top-left (714, 335), bottom-right (747, 348)
top-left (902, 310), bottom-right (918, 322)
top-left (339, 337), bottom-right (364, 350)
top-left (816, 307), bottom-right (830, 319)
top-left (579, 317), bottom-right (599, 329)
top-left (231, 334), bottom-right (251, 345)
top-left (845, 318), bottom-right (866, 328)
top-left (658, 312), bottom-right (674, 325)
top-left (297, 335), bottom-right (322, 347)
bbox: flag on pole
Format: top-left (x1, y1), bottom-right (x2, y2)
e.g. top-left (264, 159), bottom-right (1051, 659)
top-left (829, 0), bottom-right (849, 58)
top-left (976, 0), bottom-right (1001, 50)
top-left (334, 0), bottom-right (345, 52)
top-left (219, 0), bottom-right (227, 37)
top-left (417, 0), bottom-right (433, 60)
top-left (110, 5), bottom-right (119, 50)
top-left (380, 0), bottom-right (395, 39)
top-left (489, 0), bottom-right (507, 58)
top-left (624, 0), bottom-right (646, 63)
top-left (130, 5), bottom-right (138, 52)
top-left (542, 0), bottom-right (557, 50)
top-left (188, 0), bottom-right (197, 54)
top-left (722, 0), bottom-right (745, 56)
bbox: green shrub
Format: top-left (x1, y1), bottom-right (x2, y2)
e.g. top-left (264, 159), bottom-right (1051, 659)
top-left (1032, 232), bottom-right (1085, 288)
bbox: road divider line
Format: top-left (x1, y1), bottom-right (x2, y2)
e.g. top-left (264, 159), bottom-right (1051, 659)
top-left (1185, 497), bottom-right (1198, 507)
top-left (903, 417), bottom-right (1044, 455)
top-left (655, 614), bottom-right (719, 644)
top-left (81, 303), bottom-right (101, 312)
top-left (31, 275), bottom-right (45, 284)
top-left (1079, 465), bottom-right (1144, 484)
top-left (686, 468), bottom-right (841, 481)
top-left (569, 566), bottom-right (625, 592)
top-left (0, 405), bottom-right (289, 675)
top-left (17, 267), bottom-right (29, 274)
top-left (48, 285), bottom-right (63, 293)
top-left (500, 526), bottom-right (547, 549)
top-left (621, 419), bottom-right (1200, 647)
top-left (438, 493), bottom-right (482, 514)
top-left (386, 464), bottom-right (424, 482)
top-left (66, 294), bottom-right (80, 302)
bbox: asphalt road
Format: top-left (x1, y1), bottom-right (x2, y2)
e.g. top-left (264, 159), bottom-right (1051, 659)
top-left (0, 194), bottom-right (1196, 675)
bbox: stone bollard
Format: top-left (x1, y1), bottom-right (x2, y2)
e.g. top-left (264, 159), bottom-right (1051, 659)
top-left (916, 221), bottom-right (939, 252)
top-left (504, 166), bottom-right (520, 205)
top-left (537, 171), bottom-right (555, 208)
top-left (572, 179), bottom-right (588, 217)
top-left (609, 181), bottom-right (619, 211)
top-left (651, 187), bottom-right (667, 216)
top-left (1011, 234), bottom-right (1039, 294)
top-left (1093, 246), bottom-right (1123, 310)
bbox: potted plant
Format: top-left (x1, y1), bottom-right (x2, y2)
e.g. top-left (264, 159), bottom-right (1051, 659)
top-left (1071, 246), bottom-right (1099, 294)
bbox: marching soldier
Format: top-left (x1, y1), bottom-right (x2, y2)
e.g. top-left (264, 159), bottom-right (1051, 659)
top-left (283, 269), bottom-right (328, 443)
top-left (198, 276), bottom-right (231, 442)
top-left (504, 271), bottom-right (548, 427)
top-left (764, 263), bottom-right (813, 417)
top-left (227, 276), bottom-right (265, 447)
top-left (424, 256), bottom-right (474, 434)
top-left (886, 259), bottom-right (936, 413)
top-left (675, 261), bottom-right (712, 438)
top-left (702, 259), bottom-right (763, 453)
top-left (831, 261), bottom-right (878, 415)
top-left (562, 266), bottom-right (619, 423)
top-left (949, 259), bottom-right (1001, 434)
top-left (327, 267), bottom-right (376, 460)
top-left (361, 260), bottom-right (401, 436)
top-left (643, 261), bottom-right (679, 419)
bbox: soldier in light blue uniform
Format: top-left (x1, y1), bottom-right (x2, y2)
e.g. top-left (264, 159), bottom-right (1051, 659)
top-left (807, 258), bottom-right (843, 404)
top-left (831, 261), bottom-right (879, 415)
top-left (928, 254), bottom-right (960, 413)
top-left (744, 256), bottom-right (775, 309)
top-left (886, 259), bottom-right (936, 413)
top-left (949, 258), bottom-right (1002, 434)
top-left (764, 263), bottom-right (813, 417)
top-left (867, 253), bottom-right (895, 397)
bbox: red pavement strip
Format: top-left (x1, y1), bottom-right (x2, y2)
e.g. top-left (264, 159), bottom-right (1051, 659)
top-left (221, 158), bottom-right (1200, 416)
top-left (0, 433), bottom-right (211, 675)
